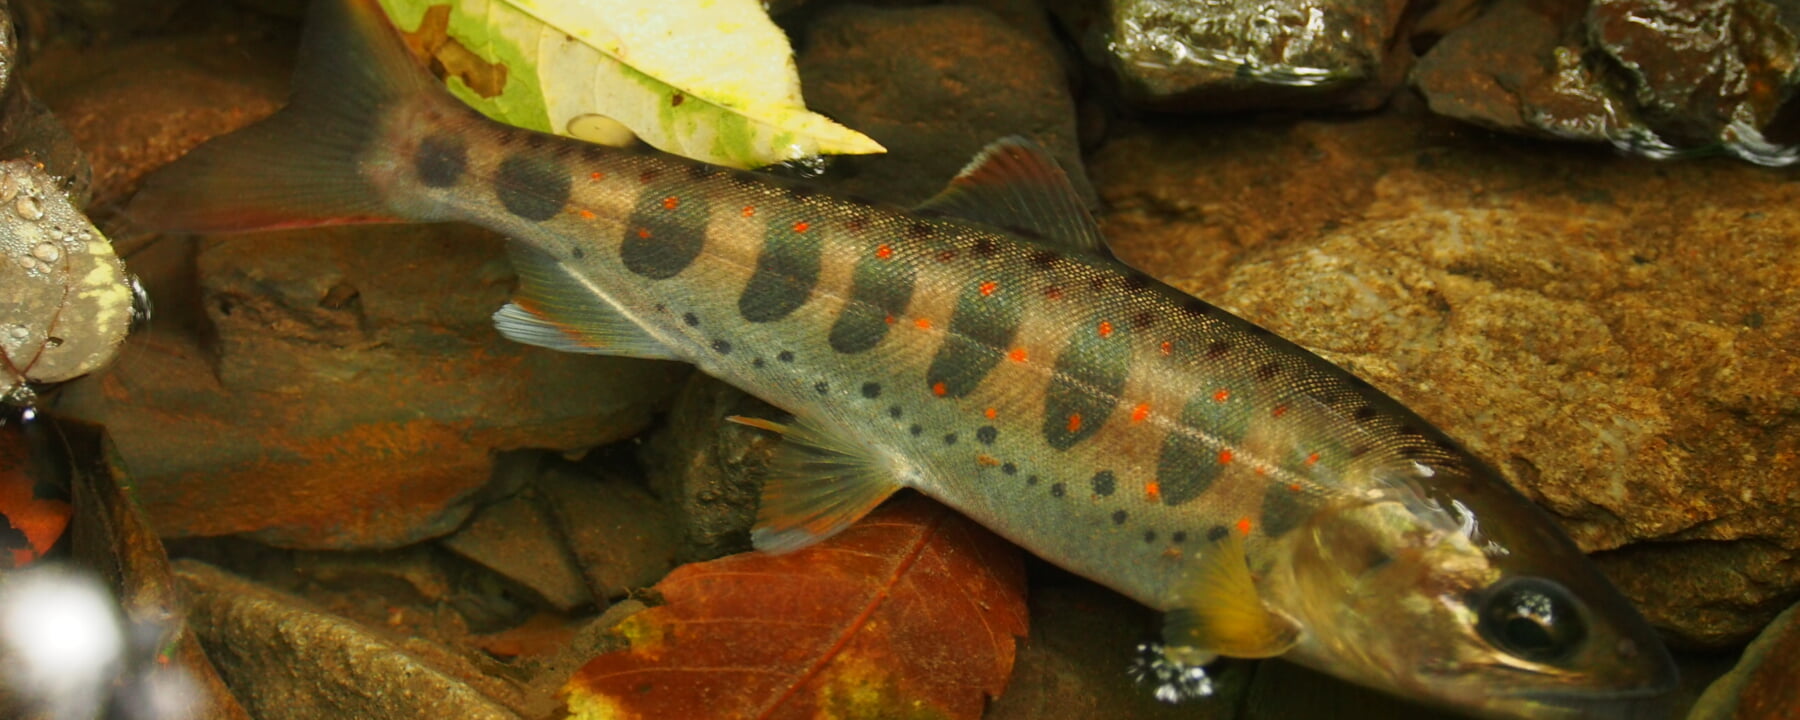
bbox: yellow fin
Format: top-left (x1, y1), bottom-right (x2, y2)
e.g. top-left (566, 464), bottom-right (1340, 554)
top-left (1162, 531), bottom-right (1301, 659)
top-left (728, 415), bottom-right (902, 554)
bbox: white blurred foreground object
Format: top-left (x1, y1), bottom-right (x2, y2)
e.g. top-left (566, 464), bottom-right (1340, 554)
top-left (0, 564), bottom-right (195, 720)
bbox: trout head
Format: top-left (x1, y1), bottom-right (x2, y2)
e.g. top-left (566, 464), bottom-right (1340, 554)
top-left (1273, 478), bottom-right (1677, 719)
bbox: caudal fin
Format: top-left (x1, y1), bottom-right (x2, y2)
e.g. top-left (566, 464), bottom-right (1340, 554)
top-left (129, 0), bottom-right (440, 233)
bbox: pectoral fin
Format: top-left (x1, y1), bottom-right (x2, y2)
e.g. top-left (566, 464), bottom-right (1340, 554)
top-left (1162, 531), bottom-right (1301, 660)
top-left (729, 414), bottom-right (904, 554)
top-left (494, 244), bottom-right (679, 360)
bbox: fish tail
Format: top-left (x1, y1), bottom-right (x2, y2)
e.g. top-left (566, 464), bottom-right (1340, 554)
top-left (129, 0), bottom-right (441, 233)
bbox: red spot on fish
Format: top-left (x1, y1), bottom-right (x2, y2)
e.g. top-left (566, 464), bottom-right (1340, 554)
top-left (589, 172), bottom-right (604, 181)
top-left (1212, 388), bottom-right (1231, 403)
top-left (662, 196), bottom-right (680, 210)
top-left (876, 244), bottom-right (893, 260)
top-left (1008, 348), bottom-right (1028, 363)
top-left (1236, 517), bottom-right (1252, 536)
top-left (742, 205), bottom-right (756, 217)
top-left (1066, 413), bottom-right (1083, 433)
top-left (1160, 341), bottom-right (1173, 355)
top-left (1045, 286), bottom-right (1064, 300)
top-left (635, 227), bottom-right (651, 239)
top-left (1288, 483), bottom-right (1302, 493)
top-left (915, 318), bottom-right (933, 330)
top-left (984, 407), bottom-right (997, 420)
top-left (1098, 321), bottom-right (1114, 338)
top-left (980, 281), bottom-right (998, 296)
top-left (884, 315), bottom-right (896, 324)
top-left (578, 210), bottom-right (596, 220)
top-left (1130, 403), bottom-right (1150, 424)
top-left (1272, 404), bottom-right (1289, 418)
top-left (1145, 482), bottom-right (1161, 501)
top-left (1218, 449), bottom-right (1234, 465)
top-left (793, 221), bottom-right (811, 233)
top-left (976, 454), bottom-right (1000, 467)
top-left (933, 382), bottom-right (948, 396)
top-left (1254, 465), bottom-right (1268, 476)
top-left (1305, 452), bottom-right (1320, 466)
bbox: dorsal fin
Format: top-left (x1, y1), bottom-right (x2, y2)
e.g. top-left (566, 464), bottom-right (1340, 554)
top-left (916, 137), bottom-right (1110, 257)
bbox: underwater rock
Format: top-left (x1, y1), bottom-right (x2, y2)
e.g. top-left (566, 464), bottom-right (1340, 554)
top-left (639, 374), bottom-right (779, 564)
top-left (1413, 0), bottom-right (1800, 165)
top-left (176, 560), bottom-right (528, 720)
top-left (536, 463), bottom-right (680, 603)
top-left (441, 494), bottom-right (592, 613)
top-left (1051, 0), bottom-right (1419, 111)
top-left (1689, 600), bottom-right (1800, 719)
top-left (55, 224), bottom-right (685, 550)
top-left (796, 4), bottom-right (1090, 207)
top-left (0, 159), bottom-right (133, 405)
top-left (987, 583), bottom-right (1242, 720)
top-left (1091, 108), bottom-right (1800, 647)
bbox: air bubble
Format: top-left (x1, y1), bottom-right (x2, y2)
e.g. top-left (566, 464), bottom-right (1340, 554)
top-left (6, 326), bottom-right (27, 340)
top-left (14, 196), bottom-right (42, 221)
top-left (0, 175), bottom-right (17, 203)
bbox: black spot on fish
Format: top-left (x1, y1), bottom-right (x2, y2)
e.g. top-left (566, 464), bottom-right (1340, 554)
top-left (495, 152), bottom-right (570, 221)
top-left (943, 433), bottom-right (958, 445)
top-left (1206, 340), bottom-right (1231, 358)
top-left (1050, 483), bottom-right (1066, 498)
top-left (829, 251), bottom-right (916, 354)
top-left (414, 134), bottom-right (467, 188)
top-left (1122, 273), bottom-right (1152, 291)
top-left (753, 358), bottom-right (766, 368)
top-left (686, 163), bottom-right (714, 181)
top-left (778, 351), bottom-right (795, 363)
top-left (1030, 251), bottom-right (1061, 268)
top-left (976, 426), bottom-right (998, 445)
top-left (888, 406), bottom-right (902, 419)
top-left (711, 339), bottom-right (731, 354)
top-left (1091, 470), bottom-right (1116, 497)
top-left (972, 238), bottom-right (998, 258)
top-left (862, 382), bottom-right (882, 399)
top-left (620, 181), bottom-right (709, 279)
top-left (1026, 474), bottom-right (1039, 486)
top-left (739, 208), bottom-right (823, 322)
top-left (1111, 510), bottom-right (1128, 525)
top-left (1131, 311), bottom-right (1155, 330)
top-left (1181, 299), bottom-right (1212, 317)
top-left (1171, 531), bottom-right (1187, 544)
top-left (815, 381), bottom-right (830, 395)
top-left (927, 279), bottom-right (1024, 399)
top-left (909, 424), bottom-right (923, 436)
top-left (1001, 462), bottom-right (1017, 475)
top-left (571, 246), bottom-right (585, 259)
top-left (1143, 530), bottom-right (1157, 543)
top-left (1043, 311), bottom-right (1129, 450)
top-left (1205, 525), bottom-right (1230, 542)
top-left (1255, 362), bottom-right (1281, 381)
top-left (907, 222), bottom-right (935, 239)
top-left (683, 313), bottom-right (700, 327)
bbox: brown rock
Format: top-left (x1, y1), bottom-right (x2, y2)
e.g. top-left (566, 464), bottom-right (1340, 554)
top-left (537, 463), bottom-right (680, 601)
top-left (55, 224), bottom-right (685, 549)
top-left (441, 494), bottom-right (592, 613)
top-left (1091, 107), bottom-right (1800, 647)
top-left (176, 559), bottom-right (528, 720)
top-left (1689, 600), bottom-right (1800, 719)
top-left (796, 4), bottom-right (1090, 207)
top-left (639, 374), bottom-right (781, 563)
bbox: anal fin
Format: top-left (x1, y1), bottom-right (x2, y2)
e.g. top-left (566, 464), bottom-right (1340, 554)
top-left (729, 414), bottom-right (905, 554)
top-left (494, 244), bottom-right (678, 360)
top-left (1162, 531), bottom-right (1301, 660)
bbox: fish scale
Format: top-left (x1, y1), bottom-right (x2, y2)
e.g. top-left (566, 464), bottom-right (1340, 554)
top-left (127, 0), bottom-right (1679, 717)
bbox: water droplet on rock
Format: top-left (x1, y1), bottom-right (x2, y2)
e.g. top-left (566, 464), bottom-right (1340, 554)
top-left (31, 242), bottom-right (59, 263)
top-left (14, 195), bottom-right (43, 221)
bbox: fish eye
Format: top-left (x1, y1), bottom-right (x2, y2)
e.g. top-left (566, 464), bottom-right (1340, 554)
top-left (1476, 577), bottom-right (1586, 663)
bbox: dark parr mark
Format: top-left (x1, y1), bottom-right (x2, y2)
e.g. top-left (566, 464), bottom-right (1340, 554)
top-left (1091, 470), bottom-right (1116, 497)
top-left (495, 151), bottom-right (570, 221)
top-left (1261, 483), bottom-right (1309, 538)
top-left (620, 180), bottom-right (711, 279)
top-left (1155, 394), bottom-right (1243, 506)
top-left (738, 209), bottom-right (823, 322)
top-left (924, 277), bottom-right (1024, 398)
top-left (1042, 312), bottom-right (1131, 450)
top-left (828, 252), bottom-right (916, 354)
top-left (414, 135), bottom-right (467, 188)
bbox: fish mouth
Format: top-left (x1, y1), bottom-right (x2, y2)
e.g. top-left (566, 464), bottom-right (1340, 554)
top-left (1480, 673), bottom-right (1682, 720)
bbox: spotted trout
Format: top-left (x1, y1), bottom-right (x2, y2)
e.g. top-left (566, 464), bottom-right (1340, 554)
top-left (130, 0), bottom-right (1678, 716)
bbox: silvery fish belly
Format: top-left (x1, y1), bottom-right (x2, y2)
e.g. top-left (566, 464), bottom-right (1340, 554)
top-left (126, 0), bottom-right (1680, 717)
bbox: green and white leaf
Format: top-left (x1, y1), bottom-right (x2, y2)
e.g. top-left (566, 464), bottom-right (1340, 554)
top-left (376, 0), bottom-right (884, 169)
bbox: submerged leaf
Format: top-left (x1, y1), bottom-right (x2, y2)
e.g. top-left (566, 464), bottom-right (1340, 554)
top-left (375, 0), bottom-right (884, 168)
top-left (562, 495), bottom-right (1028, 719)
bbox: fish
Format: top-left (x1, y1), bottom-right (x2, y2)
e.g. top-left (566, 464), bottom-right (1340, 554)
top-left (127, 0), bottom-right (1680, 717)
